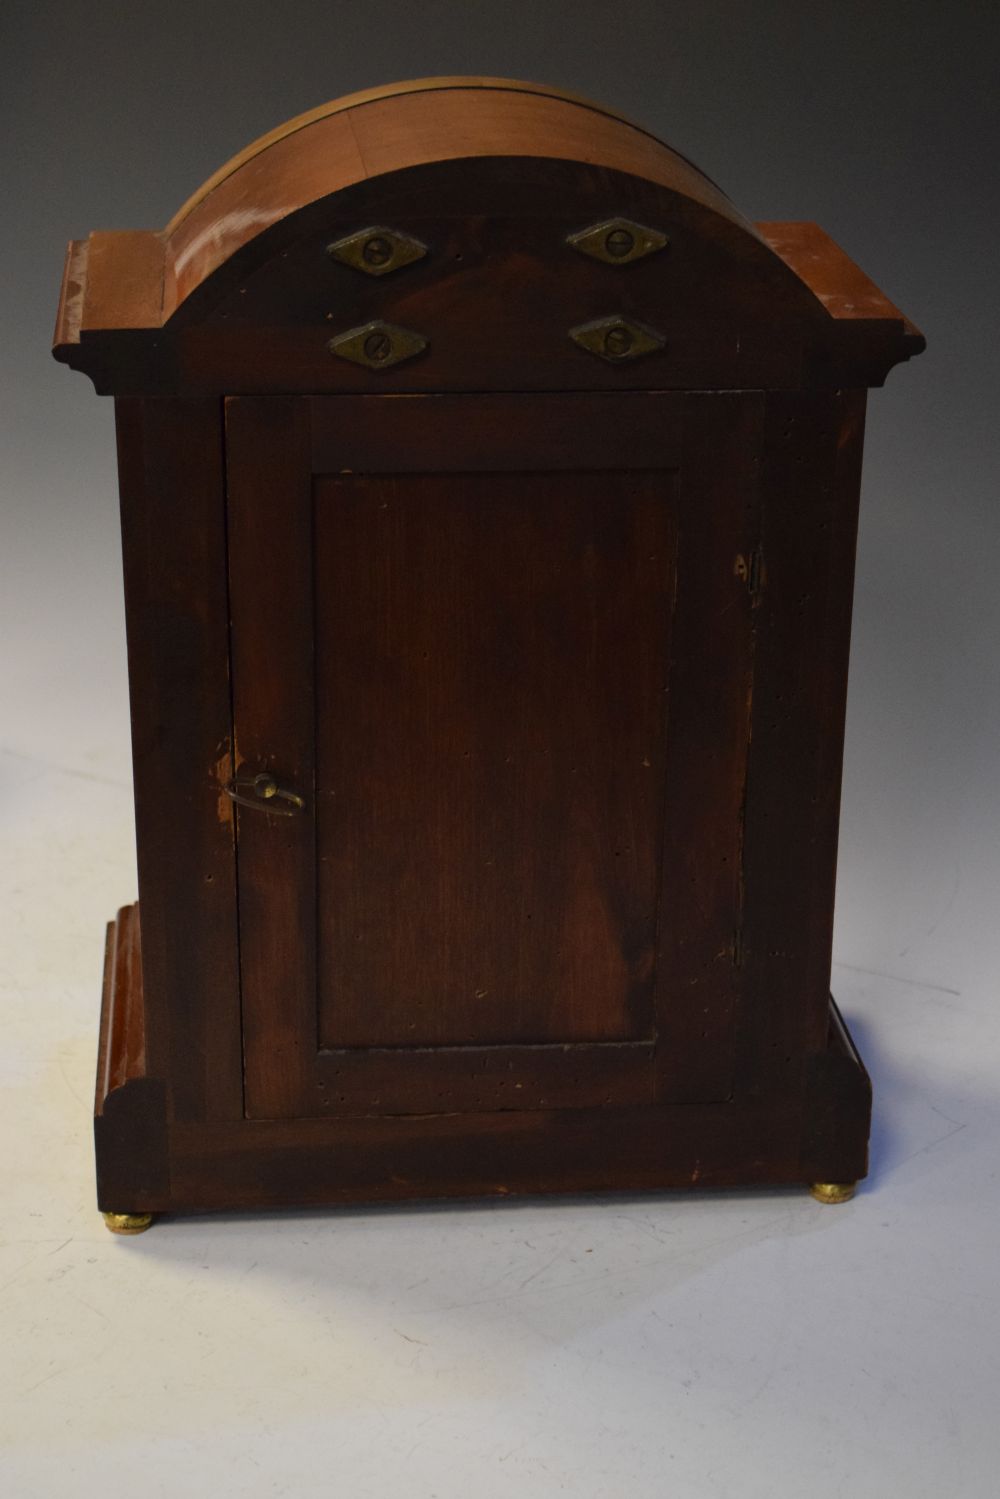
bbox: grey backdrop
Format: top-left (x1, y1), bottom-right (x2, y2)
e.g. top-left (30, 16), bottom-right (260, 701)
top-left (4, 0), bottom-right (998, 1002)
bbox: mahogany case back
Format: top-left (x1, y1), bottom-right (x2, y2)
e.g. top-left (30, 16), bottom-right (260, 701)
top-left (53, 78), bottom-right (924, 1219)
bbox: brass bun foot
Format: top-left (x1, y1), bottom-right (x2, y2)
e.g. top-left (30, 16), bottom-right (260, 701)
top-left (809, 1182), bottom-right (857, 1205)
top-left (102, 1211), bottom-right (155, 1235)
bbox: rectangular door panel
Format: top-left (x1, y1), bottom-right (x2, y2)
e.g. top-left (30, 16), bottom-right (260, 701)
top-left (314, 470), bottom-right (676, 1049)
top-left (227, 393), bottom-right (758, 1119)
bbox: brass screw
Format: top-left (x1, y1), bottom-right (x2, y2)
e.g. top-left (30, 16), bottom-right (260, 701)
top-left (605, 227), bottom-right (635, 259)
top-left (603, 324), bottom-right (633, 358)
top-left (362, 234), bottom-right (393, 267)
top-left (363, 330), bottom-right (394, 364)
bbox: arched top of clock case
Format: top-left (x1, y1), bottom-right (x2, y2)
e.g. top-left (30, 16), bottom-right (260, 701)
top-left (53, 76), bottom-right (924, 393)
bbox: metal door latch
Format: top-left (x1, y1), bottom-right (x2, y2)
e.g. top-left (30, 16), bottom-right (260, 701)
top-left (223, 772), bottom-right (305, 815)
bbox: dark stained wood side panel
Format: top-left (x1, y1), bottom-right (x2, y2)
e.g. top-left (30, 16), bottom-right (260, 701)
top-left (225, 397), bottom-right (318, 1118)
top-left (735, 390), bottom-right (867, 1099)
top-left (313, 470), bottom-right (675, 1049)
top-left (655, 393), bottom-right (762, 1102)
top-left (115, 398), bottom-right (241, 1122)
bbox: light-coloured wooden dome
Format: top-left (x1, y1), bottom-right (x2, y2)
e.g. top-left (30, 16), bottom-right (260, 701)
top-left (54, 76), bottom-right (923, 393)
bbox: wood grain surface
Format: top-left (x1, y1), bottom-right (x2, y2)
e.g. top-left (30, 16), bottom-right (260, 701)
top-left (61, 78), bottom-right (919, 1215)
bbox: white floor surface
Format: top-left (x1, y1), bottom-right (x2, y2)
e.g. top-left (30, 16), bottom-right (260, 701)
top-left (2, 662), bottom-right (998, 1499)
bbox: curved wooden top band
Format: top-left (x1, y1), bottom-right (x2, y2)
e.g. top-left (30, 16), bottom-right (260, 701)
top-left (165, 76), bottom-right (732, 234)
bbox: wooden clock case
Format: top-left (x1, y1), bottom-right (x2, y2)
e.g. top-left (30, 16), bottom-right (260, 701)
top-left (52, 78), bottom-right (924, 1230)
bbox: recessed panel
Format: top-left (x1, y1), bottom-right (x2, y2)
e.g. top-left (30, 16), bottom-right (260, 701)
top-left (313, 470), bottom-right (676, 1049)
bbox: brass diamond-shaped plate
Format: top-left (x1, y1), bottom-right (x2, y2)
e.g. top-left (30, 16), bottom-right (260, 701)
top-left (568, 315), bottom-right (666, 363)
top-left (566, 217), bottom-right (669, 266)
top-left (327, 320), bottom-right (428, 371)
top-left (326, 225), bottom-right (427, 276)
